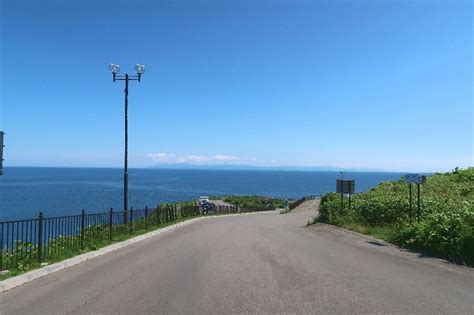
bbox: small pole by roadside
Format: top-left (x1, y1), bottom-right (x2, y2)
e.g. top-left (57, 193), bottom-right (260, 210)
top-left (37, 212), bottom-right (44, 263)
top-left (80, 209), bottom-right (85, 249)
top-left (109, 208), bottom-right (113, 240)
top-left (129, 207), bottom-right (133, 234)
top-left (145, 205), bottom-right (148, 229)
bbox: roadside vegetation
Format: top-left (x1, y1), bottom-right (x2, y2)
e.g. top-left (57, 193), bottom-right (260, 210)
top-left (213, 195), bottom-right (283, 210)
top-left (1, 196), bottom-right (281, 281)
top-left (313, 167), bottom-right (474, 266)
top-left (0, 203), bottom-right (199, 280)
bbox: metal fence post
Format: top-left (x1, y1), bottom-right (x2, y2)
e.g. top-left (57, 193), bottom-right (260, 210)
top-left (109, 208), bottom-right (113, 240)
top-left (145, 206), bottom-right (148, 229)
top-left (80, 209), bottom-right (85, 249)
top-left (129, 207), bottom-right (133, 234)
top-left (37, 212), bottom-right (44, 263)
top-left (157, 205), bottom-right (161, 225)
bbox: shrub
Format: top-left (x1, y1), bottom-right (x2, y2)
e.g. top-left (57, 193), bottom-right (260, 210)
top-left (317, 167), bottom-right (474, 266)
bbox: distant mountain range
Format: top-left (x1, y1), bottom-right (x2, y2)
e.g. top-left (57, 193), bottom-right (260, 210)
top-left (148, 163), bottom-right (386, 172)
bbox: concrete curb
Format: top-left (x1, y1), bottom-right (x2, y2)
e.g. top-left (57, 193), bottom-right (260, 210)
top-left (0, 210), bottom-right (276, 293)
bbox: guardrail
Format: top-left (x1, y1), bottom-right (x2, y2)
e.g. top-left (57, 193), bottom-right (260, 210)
top-left (0, 204), bottom-right (272, 271)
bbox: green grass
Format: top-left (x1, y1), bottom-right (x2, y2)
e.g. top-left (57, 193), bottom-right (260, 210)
top-left (0, 206), bottom-right (200, 281)
top-left (1, 197), bottom-right (273, 281)
top-left (312, 167), bottom-right (474, 266)
top-left (338, 223), bottom-right (393, 242)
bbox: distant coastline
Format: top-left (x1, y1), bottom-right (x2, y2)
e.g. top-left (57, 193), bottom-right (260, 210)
top-left (3, 165), bottom-right (397, 173)
top-left (148, 163), bottom-right (388, 172)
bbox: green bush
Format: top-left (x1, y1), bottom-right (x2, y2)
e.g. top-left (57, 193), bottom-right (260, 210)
top-left (316, 167), bottom-right (474, 266)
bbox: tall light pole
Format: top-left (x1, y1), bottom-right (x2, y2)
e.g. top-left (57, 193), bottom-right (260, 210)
top-left (109, 63), bottom-right (145, 222)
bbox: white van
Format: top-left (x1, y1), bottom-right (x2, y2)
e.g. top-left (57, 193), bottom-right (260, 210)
top-left (198, 196), bottom-right (210, 204)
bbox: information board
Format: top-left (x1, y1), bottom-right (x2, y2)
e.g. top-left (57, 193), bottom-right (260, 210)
top-left (403, 174), bottom-right (426, 184)
top-left (337, 179), bottom-right (355, 194)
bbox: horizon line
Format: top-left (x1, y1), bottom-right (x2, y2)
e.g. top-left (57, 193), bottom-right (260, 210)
top-left (0, 164), bottom-right (448, 174)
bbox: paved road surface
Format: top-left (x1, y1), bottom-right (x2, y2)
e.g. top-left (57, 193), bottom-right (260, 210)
top-left (1, 208), bottom-right (473, 314)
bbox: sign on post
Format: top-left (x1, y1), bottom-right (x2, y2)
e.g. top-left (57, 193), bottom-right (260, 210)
top-left (403, 174), bottom-right (426, 184)
top-left (337, 179), bottom-right (355, 194)
top-left (403, 174), bottom-right (426, 223)
top-left (336, 179), bottom-right (355, 210)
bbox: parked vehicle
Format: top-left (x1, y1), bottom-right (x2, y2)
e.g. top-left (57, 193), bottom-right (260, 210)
top-left (198, 196), bottom-right (210, 205)
top-left (202, 201), bottom-right (216, 215)
top-left (197, 196), bottom-right (215, 214)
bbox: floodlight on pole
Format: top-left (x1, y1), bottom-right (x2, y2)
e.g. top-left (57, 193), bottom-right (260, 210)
top-left (109, 63), bottom-right (145, 222)
top-left (134, 64), bottom-right (145, 81)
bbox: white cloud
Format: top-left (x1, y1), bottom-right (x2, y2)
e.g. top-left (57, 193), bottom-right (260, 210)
top-left (147, 153), bottom-right (242, 165)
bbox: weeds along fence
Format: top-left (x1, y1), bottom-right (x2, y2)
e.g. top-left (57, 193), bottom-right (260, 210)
top-left (0, 204), bottom-right (272, 271)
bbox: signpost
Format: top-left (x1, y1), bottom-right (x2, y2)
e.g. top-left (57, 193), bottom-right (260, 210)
top-left (336, 179), bottom-right (355, 210)
top-left (403, 174), bottom-right (426, 223)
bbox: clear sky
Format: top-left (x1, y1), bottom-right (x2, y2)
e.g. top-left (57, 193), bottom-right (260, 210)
top-left (1, 0), bottom-right (472, 172)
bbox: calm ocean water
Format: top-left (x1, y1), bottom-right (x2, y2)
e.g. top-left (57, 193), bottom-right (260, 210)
top-left (0, 167), bottom-right (404, 221)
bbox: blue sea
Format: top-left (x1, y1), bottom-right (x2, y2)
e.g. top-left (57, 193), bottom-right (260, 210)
top-left (0, 167), bottom-right (404, 221)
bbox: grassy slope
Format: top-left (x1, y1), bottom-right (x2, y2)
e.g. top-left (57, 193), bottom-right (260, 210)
top-left (314, 167), bottom-right (474, 266)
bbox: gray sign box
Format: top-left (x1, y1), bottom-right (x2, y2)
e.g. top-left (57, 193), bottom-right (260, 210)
top-left (403, 174), bottom-right (426, 184)
top-left (337, 179), bottom-right (355, 194)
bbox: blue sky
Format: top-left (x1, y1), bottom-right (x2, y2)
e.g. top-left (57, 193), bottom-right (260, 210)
top-left (1, 0), bottom-right (472, 172)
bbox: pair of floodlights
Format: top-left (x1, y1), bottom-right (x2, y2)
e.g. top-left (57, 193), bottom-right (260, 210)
top-left (109, 63), bottom-right (145, 81)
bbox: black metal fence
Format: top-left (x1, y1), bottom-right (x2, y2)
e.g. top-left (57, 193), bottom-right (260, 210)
top-left (0, 203), bottom-right (273, 271)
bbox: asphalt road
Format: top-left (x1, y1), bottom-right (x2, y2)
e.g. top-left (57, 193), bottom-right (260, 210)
top-left (1, 209), bottom-right (473, 314)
